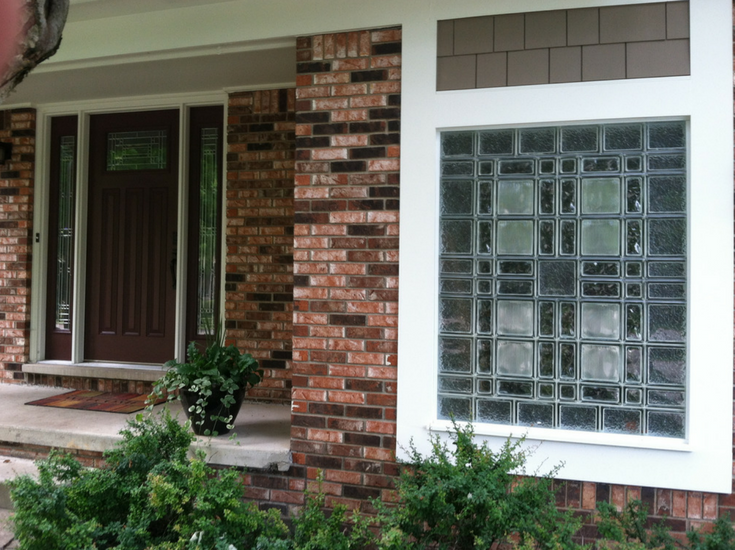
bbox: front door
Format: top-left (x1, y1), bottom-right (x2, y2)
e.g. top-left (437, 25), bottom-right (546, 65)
top-left (84, 110), bottom-right (179, 363)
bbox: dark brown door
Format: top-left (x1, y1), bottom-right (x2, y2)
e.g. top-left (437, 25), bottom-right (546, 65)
top-left (85, 110), bottom-right (179, 363)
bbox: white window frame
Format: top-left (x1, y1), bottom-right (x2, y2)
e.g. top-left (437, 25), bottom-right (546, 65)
top-left (397, 0), bottom-right (733, 493)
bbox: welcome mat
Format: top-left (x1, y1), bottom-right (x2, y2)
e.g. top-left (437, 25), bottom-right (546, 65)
top-left (26, 390), bottom-right (165, 414)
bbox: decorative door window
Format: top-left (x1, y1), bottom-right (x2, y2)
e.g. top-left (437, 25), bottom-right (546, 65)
top-left (438, 120), bottom-right (687, 438)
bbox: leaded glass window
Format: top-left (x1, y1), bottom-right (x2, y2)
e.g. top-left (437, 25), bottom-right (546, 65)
top-left (55, 135), bottom-right (75, 330)
top-left (107, 130), bottom-right (167, 171)
top-left (196, 128), bottom-right (219, 334)
top-left (438, 121), bottom-right (687, 438)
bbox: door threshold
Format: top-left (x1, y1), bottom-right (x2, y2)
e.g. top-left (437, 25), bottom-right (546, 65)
top-left (23, 361), bottom-right (166, 382)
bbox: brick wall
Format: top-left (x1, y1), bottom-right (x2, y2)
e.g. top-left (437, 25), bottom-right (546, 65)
top-left (226, 89), bottom-right (296, 403)
top-left (290, 27), bottom-right (401, 511)
top-left (0, 108), bottom-right (34, 383)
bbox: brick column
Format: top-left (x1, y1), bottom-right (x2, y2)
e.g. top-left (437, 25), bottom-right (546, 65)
top-left (0, 108), bottom-right (35, 383)
top-left (292, 28), bottom-right (401, 510)
top-left (226, 89), bottom-right (295, 402)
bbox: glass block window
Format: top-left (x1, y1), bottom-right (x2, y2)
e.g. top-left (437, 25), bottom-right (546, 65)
top-left (55, 135), bottom-right (75, 330)
top-left (196, 128), bottom-right (219, 334)
top-left (107, 130), bottom-right (167, 171)
top-left (438, 120), bottom-right (687, 438)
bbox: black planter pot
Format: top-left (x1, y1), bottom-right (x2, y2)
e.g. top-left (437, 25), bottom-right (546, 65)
top-left (179, 386), bottom-right (245, 435)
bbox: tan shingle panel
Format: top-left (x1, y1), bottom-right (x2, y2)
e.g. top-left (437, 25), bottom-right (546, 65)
top-left (508, 49), bottom-right (549, 86)
top-left (627, 39), bottom-right (690, 78)
top-left (666, 2), bottom-right (689, 40)
top-left (437, 55), bottom-right (477, 91)
top-left (600, 3), bottom-right (667, 43)
top-left (550, 46), bottom-right (582, 83)
top-left (495, 13), bottom-right (525, 52)
top-left (526, 10), bottom-right (567, 49)
top-left (477, 52), bottom-right (508, 88)
top-left (582, 43), bottom-right (626, 81)
top-left (454, 16), bottom-right (494, 55)
top-left (568, 8), bottom-right (599, 46)
top-left (437, 20), bottom-right (455, 57)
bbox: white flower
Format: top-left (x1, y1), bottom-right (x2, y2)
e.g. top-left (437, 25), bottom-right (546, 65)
top-left (467, 493), bottom-right (473, 499)
top-left (465, 462), bottom-right (472, 468)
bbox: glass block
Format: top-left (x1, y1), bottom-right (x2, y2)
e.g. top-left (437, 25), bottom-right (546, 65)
top-left (520, 127), bottom-right (556, 154)
top-left (477, 260), bottom-right (493, 274)
top-left (479, 161), bottom-right (494, 175)
top-left (477, 280), bottom-right (492, 294)
top-left (583, 157), bottom-right (620, 172)
top-left (648, 176), bottom-right (686, 213)
top-left (582, 386), bottom-right (620, 403)
top-left (517, 402), bottom-right (554, 428)
top-left (648, 262), bottom-right (685, 278)
top-left (539, 342), bottom-right (554, 376)
top-left (442, 131), bottom-right (474, 156)
top-left (497, 221), bottom-right (534, 255)
top-left (497, 301), bottom-right (534, 336)
top-left (498, 281), bottom-right (534, 296)
top-left (581, 178), bottom-right (621, 214)
top-left (648, 155), bottom-right (686, 171)
top-left (477, 379), bottom-right (493, 394)
top-left (559, 406), bottom-right (597, 431)
top-left (497, 380), bottom-right (533, 397)
top-left (648, 305), bottom-right (686, 343)
top-left (626, 177), bottom-right (643, 213)
top-left (477, 399), bottom-right (512, 424)
top-left (439, 298), bottom-right (472, 333)
top-left (478, 180), bottom-right (493, 214)
top-left (626, 157), bottom-right (642, 172)
top-left (626, 347), bottom-right (642, 383)
top-left (439, 376), bottom-right (473, 394)
top-left (560, 158), bottom-right (577, 173)
top-left (539, 220), bottom-right (555, 255)
top-left (560, 343), bottom-right (575, 378)
top-left (582, 282), bottom-right (620, 298)
top-left (561, 221), bottom-right (576, 255)
top-left (648, 347), bottom-right (686, 385)
top-left (539, 303), bottom-right (554, 337)
top-left (479, 129), bottom-right (514, 155)
top-left (560, 385), bottom-right (576, 399)
top-left (477, 221), bottom-right (493, 254)
top-left (603, 409), bottom-right (641, 434)
top-left (626, 304), bottom-right (642, 340)
top-left (560, 179), bottom-right (576, 213)
top-left (438, 396), bottom-right (471, 421)
top-left (561, 125), bottom-right (598, 152)
top-left (499, 160), bottom-right (535, 175)
top-left (539, 159), bottom-right (556, 174)
top-left (499, 261), bottom-right (533, 275)
top-left (560, 303), bottom-right (575, 337)
top-left (648, 283), bottom-right (686, 299)
top-left (107, 130), bottom-right (167, 171)
top-left (498, 180), bottom-right (534, 214)
top-left (497, 340), bottom-right (534, 377)
top-left (581, 303), bottom-right (620, 340)
top-left (581, 219), bottom-right (620, 256)
top-left (583, 262), bottom-right (619, 277)
top-left (581, 345), bottom-right (620, 382)
top-left (647, 411), bottom-right (685, 438)
top-left (604, 124), bottom-right (642, 151)
top-left (477, 340), bottom-right (492, 373)
top-left (439, 337), bottom-right (472, 372)
top-left (441, 259), bottom-right (473, 274)
top-left (440, 279), bottom-right (473, 294)
top-left (626, 262), bottom-right (642, 277)
top-left (539, 179), bottom-right (555, 214)
top-left (441, 180), bottom-right (474, 215)
top-left (626, 220), bottom-right (642, 255)
top-left (648, 121), bottom-right (686, 149)
top-left (539, 260), bottom-right (576, 296)
top-left (442, 161), bottom-right (474, 176)
top-left (538, 383), bottom-right (554, 399)
top-left (477, 299), bottom-right (493, 334)
top-left (648, 390), bottom-right (685, 408)
top-left (440, 220), bottom-right (472, 255)
top-left (625, 388), bottom-right (642, 405)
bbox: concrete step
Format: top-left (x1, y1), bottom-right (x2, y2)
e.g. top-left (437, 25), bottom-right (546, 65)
top-left (0, 456), bottom-right (38, 510)
top-left (0, 507), bottom-right (16, 549)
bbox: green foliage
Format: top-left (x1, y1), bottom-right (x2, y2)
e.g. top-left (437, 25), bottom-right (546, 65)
top-left (374, 420), bottom-right (582, 550)
top-left (687, 517), bottom-right (735, 550)
top-left (150, 328), bottom-right (263, 435)
top-left (10, 410), bottom-right (288, 550)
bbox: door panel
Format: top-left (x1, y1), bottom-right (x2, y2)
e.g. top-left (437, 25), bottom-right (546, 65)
top-left (85, 110), bottom-right (179, 363)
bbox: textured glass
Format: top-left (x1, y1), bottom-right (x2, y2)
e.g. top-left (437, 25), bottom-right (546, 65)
top-left (55, 136), bottom-right (75, 330)
top-left (107, 130), bottom-right (167, 171)
top-left (438, 396), bottom-right (471, 420)
top-left (438, 121), bottom-right (687, 438)
top-left (197, 128), bottom-right (219, 334)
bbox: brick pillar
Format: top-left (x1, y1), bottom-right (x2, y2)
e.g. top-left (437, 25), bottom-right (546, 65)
top-left (0, 108), bottom-right (34, 383)
top-left (226, 89), bottom-right (295, 402)
top-left (292, 27), bottom-right (401, 510)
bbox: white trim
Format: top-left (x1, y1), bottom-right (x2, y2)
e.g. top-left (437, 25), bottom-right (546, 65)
top-left (397, 0), bottom-right (733, 493)
top-left (71, 112), bottom-right (90, 364)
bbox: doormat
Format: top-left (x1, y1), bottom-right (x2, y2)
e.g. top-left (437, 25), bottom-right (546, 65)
top-left (26, 390), bottom-right (165, 414)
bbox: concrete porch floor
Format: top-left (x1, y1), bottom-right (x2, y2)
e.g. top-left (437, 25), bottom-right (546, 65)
top-left (0, 384), bottom-right (292, 472)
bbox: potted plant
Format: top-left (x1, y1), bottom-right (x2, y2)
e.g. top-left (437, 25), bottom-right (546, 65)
top-left (150, 333), bottom-right (263, 436)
